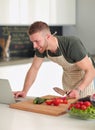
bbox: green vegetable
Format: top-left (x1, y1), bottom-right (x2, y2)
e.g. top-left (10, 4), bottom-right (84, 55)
top-left (69, 105), bottom-right (95, 119)
top-left (33, 97), bottom-right (47, 104)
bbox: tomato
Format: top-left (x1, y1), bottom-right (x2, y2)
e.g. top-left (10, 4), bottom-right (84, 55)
top-left (68, 104), bottom-right (74, 110)
top-left (71, 103), bottom-right (75, 108)
top-left (83, 101), bottom-right (91, 107)
top-left (53, 97), bottom-right (68, 104)
top-left (78, 101), bottom-right (84, 105)
top-left (75, 103), bottom-right (81, 109)
top-left (52, 98), bottom-right (60, 106)
top-left (45, 97), bottom-right (68, 106)
top-left (62, 99), bottom-right (68, 104)
top-left (80, 104), bottom-right (87, 110)
top-left (69, 100), bottom-right (91, 111)
top-left (58, 98), bottom-right (67, 103)
top-left (45, 100), bottom-right (53, 105)
top-left (55, 98), bottom-right (63, 103)
top-left (60, 97), bottom-right (67, 100)
top-left (59, 98), bottom-right (65, 103)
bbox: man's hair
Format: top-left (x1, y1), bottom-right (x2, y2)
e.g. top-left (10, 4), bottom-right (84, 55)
top-left (28, 21), bottom-right (51, 35)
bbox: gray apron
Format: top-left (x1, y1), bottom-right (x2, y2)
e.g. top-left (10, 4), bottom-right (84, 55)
top-left (47, 52), bottom-right (95, 98)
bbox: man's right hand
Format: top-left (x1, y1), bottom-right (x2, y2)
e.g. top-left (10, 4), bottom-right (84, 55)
top-left (13, 91), bottom-right (26, 98)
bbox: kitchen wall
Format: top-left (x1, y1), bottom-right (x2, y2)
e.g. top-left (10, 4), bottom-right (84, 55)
top-left (0, 25), bottom-right (63, 58)
top-left (63, 0), bottom-right (95, 55)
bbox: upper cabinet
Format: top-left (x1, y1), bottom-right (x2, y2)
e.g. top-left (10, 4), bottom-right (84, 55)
top-left (50, 0), bottom-right (76, 25)
top-left (0, 0), bottom-right (76, 25)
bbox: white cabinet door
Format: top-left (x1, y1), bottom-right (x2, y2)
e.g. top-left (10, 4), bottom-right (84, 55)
top-left (25, 0), bottom-right (76, 25)
top-left (0, 0), bottom-right (76, 25)
top-left (0, 0), bottom-right (10, 25)
top-left (27, 0), bottom-right (50, 24)
top-left (49, 0), bottom-right (76, 25)
top-left (0, 0), bottom-right (20, 25)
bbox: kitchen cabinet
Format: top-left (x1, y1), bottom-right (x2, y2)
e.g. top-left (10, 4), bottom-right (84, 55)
top-left (0, 61), bottom-right (62, 97)
top-left (49, 0), bottom-right (76, 25)
top-left (0, 0), bottom-right (76, 25)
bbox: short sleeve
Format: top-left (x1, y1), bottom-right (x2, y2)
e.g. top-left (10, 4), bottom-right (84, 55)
top-left (69, 38), bottom-right (87, 62)
top-left (35, 49), bottom-right (46, 58)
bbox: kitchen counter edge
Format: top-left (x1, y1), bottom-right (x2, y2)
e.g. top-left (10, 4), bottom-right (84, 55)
top-left (0, 57), bottom-right (49, 66)
top-left (0, 55), bottom-right (95, 67)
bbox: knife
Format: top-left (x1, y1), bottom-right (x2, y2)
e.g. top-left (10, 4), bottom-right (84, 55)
top-left (53, 87), bottom-right (71, 97)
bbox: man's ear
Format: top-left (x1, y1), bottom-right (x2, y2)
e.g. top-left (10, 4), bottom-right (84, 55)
top-left (46, 34), bottom-right (51, 39)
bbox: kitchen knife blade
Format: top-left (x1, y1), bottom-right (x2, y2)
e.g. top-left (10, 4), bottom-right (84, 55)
top-left (53, 87), bottom-right (71, 96)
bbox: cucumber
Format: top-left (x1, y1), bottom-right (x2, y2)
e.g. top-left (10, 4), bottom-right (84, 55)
top-left (33, 97), bottom-right (47, 104)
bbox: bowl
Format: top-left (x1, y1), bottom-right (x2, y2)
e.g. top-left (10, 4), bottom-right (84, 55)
top-left (68, 105), bottom-right (95, 120)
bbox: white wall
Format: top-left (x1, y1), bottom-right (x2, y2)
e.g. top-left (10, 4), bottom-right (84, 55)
top-left (0, 61), bottom-right (63, 97)
top-left (63, 0), bottom-right (95, 55)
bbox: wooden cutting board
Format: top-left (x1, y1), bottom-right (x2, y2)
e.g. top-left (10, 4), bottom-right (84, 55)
top-left (9, 95), bottom-right (77, 116)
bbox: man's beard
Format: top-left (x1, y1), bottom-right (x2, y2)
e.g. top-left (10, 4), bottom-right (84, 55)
top-left (38, 42), bottom-right (48, 53)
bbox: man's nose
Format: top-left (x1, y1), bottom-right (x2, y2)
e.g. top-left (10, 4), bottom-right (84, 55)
top-left (33, 42), bottom-right (37, 48)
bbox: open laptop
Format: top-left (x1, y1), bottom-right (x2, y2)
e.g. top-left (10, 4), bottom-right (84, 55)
top-left (0, 79), bottom-right (27, 104)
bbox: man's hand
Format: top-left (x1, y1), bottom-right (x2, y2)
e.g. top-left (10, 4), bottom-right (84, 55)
top-left (68, 89), bottom-right (80, 98)
top-left (13, 91), bottom-right (26, 98)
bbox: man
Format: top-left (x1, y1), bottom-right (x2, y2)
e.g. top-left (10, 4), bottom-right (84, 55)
top-left (14, 21), bottom-right (95, 98)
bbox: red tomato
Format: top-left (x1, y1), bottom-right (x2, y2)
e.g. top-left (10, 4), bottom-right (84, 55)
top-left (83, 101), bottom-right (91, 107)
top-left (52, 98), bottom-right (60, 106)
top-left (68, 104), bottom-right (74, 110)
top-left (57, 98), bottom-right (64, 103)
top-left (55, 98), bottom-right (63, 103)
top-left (80, 104), bottom-right (87, 110)
top-left (70, 103), bottom-right (75, 108)
top-left (60, 97), bottom-right (67, 100)
top-left (45, 100), bottom-right (53, 105)
top-left (78, 101), bottom-right (84, 105)
top-left (75, 103), bottom-right (81, 109)
top-left (62, 99), bottom-right (68, 104)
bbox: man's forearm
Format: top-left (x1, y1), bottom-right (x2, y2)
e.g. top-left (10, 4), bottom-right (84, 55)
top-left (78, 70), bottom-right (95, 91)
top-left (22, 67), bottom-right (38, 94)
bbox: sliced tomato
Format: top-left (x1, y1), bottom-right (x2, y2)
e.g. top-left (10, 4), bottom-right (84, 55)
top-left (45, 100), bottom-right (53, 105)
top-left (52, 98), bottom-right (60, 106)
top-left (55, 98), bottom-right (64, 103)
top-left (62, 99), bottom-right (68, 104)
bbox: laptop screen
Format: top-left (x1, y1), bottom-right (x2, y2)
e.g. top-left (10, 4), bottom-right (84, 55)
top-left (0, 79), bottom-right (16, 104)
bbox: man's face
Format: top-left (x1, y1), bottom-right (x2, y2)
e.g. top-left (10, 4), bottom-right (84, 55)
top-left (29, 32), bottom-right (48, 53)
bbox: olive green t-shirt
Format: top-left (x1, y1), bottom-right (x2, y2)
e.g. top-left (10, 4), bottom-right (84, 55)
top-left (35, 36), bottom-right (95, 67)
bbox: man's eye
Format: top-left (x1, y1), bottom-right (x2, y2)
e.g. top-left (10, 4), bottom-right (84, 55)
top-left (36, 41), bottom-right (40, 44)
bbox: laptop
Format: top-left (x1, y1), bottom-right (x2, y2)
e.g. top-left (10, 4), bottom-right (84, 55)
top-left (0, 79), bottom-right (27, 104)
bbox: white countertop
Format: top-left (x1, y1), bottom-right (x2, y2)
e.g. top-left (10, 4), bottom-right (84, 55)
top-left (0, 103), bottom-right (95, 130)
